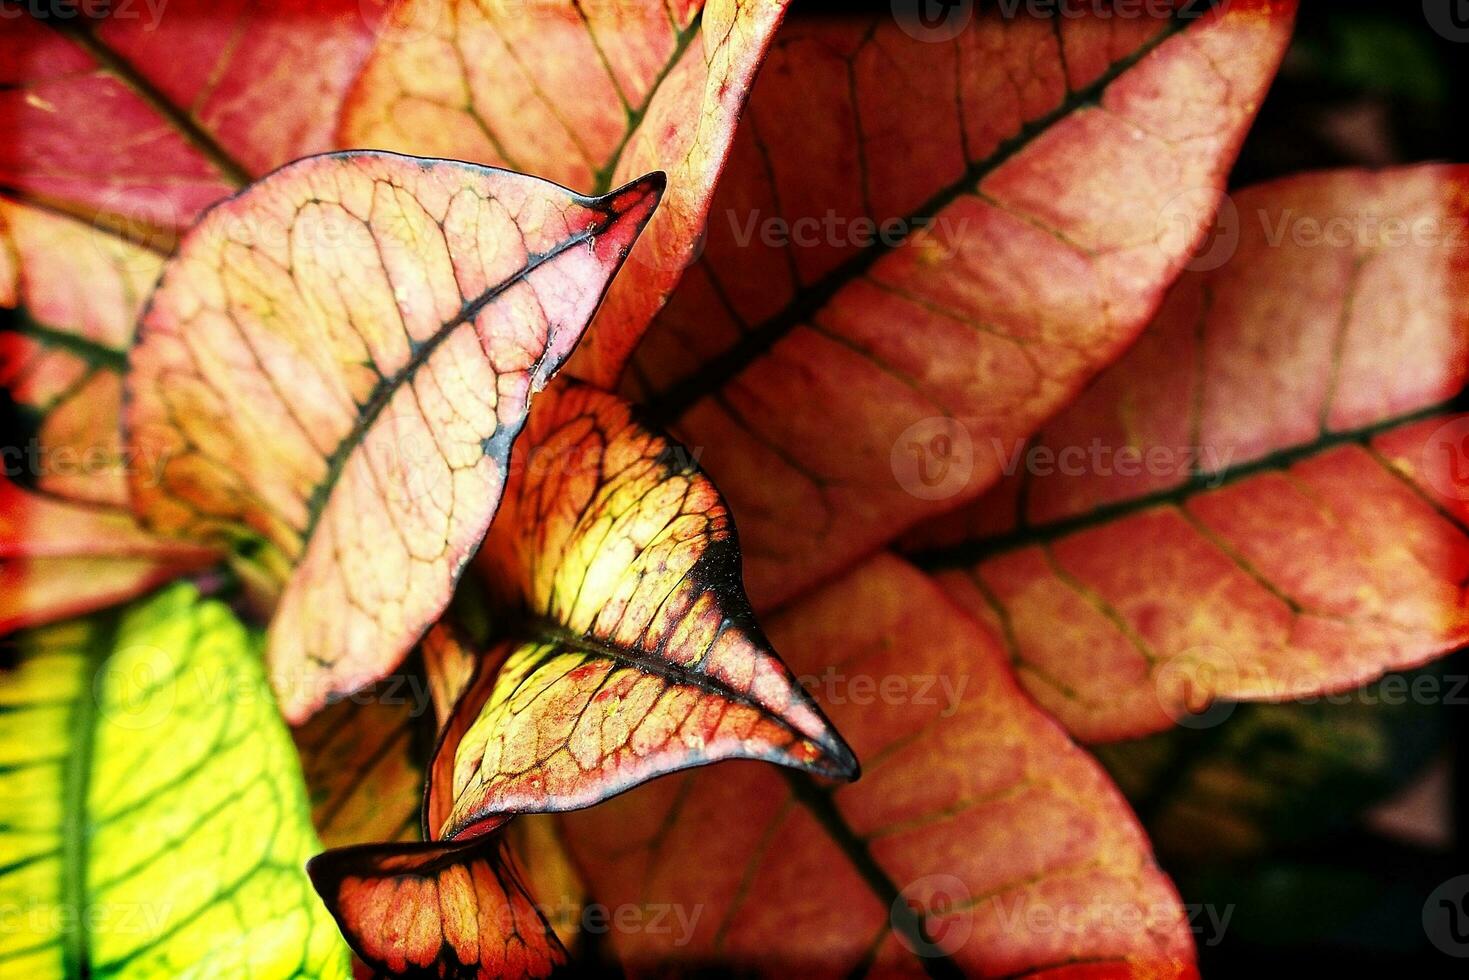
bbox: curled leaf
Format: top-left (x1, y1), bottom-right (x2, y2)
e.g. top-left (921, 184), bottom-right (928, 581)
top-left (309, 382), bottom-right (856, 973)
top-left (308, 836), bottom-right (565, 980)
top-left (437, 382), bottom-right (856, 839)
top-left (124, 152), bottom-right (663, 722)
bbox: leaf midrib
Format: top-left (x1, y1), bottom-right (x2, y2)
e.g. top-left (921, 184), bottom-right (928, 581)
top-left (910, 398), bottom-right (1460, 569)
top-left (42, 17), bottom-right (253, 189)
top-left (297, 219), bottom-right (609, 546)
top-left (642, 10), bottom-right (1192, 424)
top-left (60, 608), bottom-right (122, 977)
top-left (519, 614), bottom-right (842, 765)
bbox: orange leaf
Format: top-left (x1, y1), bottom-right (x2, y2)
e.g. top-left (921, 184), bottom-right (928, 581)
top-left (339, 0), bottom-right (790, 386)
top-left (435, 381), bottom-right (856, 837)
top-left (907, 166), bottom-right (1469, 741)
top-left (308, 835), bottom-right (567, 979)
top-left (0, 1), bottom-right (382, 237)
top-left (0, 199), bottom-right (216, 631)
top-left (124, 152), bottom-right (664, 722)
top-left (624, 2), bottom-right (1296, 609)
top-left (558, 555), bottom-right (1196, 977)
top-left (308, 381), bottom-right (857, 972)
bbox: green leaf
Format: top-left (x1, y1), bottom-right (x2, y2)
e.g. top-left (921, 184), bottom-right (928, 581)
top-left (0, 583), bottom-right (350, 979)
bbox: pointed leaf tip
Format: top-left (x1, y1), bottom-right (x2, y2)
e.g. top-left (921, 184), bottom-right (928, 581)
top-left (418, 381), bottom-right (859, 839)
top-left (125, 151), bottom-right (662, 724)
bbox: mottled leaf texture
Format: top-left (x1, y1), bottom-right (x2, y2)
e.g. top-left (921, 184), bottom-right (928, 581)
top-left (0, 584), bottom-right (349, 979)
top-left (124, 152), bottom-right (664, 723)
top-left (308, 383), bottom-right (857, 975)
top-left (0, 199), bottom-right (216, 631)
top-left (0, 0), bottom-right (381, 236)
top-left (436, 381), bottom-right (857, 836)
top-left (909, 166), bottom-right (1469, 741)
top-left (626, 2), bottom-right (1296, 609)
top-left (340, 0), bottom-right (790, 386)
top-left (559, 555), bottom-right (1195, 977)
top-left (309, 836), bottom-right (565, 979)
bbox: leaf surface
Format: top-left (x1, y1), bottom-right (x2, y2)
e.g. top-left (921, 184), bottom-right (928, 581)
top-left (309, 381), bottom-right (856, 972)
top-left (308, 836), bottom-right (565, 979)
top-left (435, 381), bottom-right (856, 837)
top-left (625, 2), bottom-right (1296, 609)
top-left (557, 555), bottom-right (1195, 977)
top-left (0, 584), bottom-right (349, 979)
top-left (339, 0), bottom-right (790, 386)
top-left (124, 152), bottom-right (663, 722)
top-left (0, 199), bottom-right (216, 631)
top-left (909, 166), bottom-right (1469, 741)
top-left (0, 1), bottom-right (381, 236)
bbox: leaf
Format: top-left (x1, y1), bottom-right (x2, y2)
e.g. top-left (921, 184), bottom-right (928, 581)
top-left (556, 555), bottom-right (1196, 977)
top-left (307, 381), bottom-right (856, 973)
top-left (123, 152), bottom-right (664, 723)
top-left (622, 2), bottom-right (1296, 609)
top-left (293, 672), bottom-right (434, 850)
top-left (440, 381), bottom-right (856, 838)
top-left (908, 165), bottom-right (1469, 741)
top-left (0, 1), bottom-right (383, 237)
top-left (339, 0), bottom-right (790, 386)
top-left (0, 583), bottom-right (350, 979)
top-left (308, 835), bottom-right (566, 979)
top-left (0, 199), bottom-right (217, 631)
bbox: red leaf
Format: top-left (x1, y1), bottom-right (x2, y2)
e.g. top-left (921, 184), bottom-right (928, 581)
top-left (907, 166), bottom-right (1469, 741)
top-left (0, 1), bottom-right (382, 235)
top-left (558, 555), bottom-right (1196, 977)
top-left (0, 199), bottom-right (216, 630)
top-left (308, 835), bottom-right (567, 979)
top-left (624, 2), bottom-right (1296, 609)
top-left (338, 0), bottom-right (791, 387)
